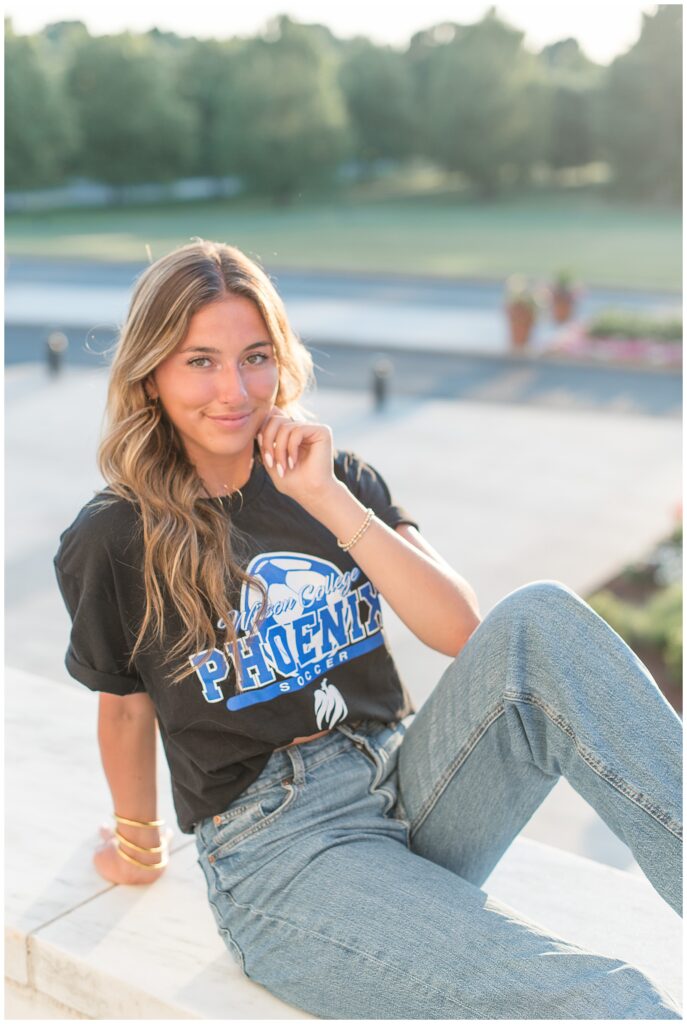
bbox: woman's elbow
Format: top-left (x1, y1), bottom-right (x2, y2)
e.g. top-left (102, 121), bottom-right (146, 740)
top-left (99, 691), bottom-right (156, 722)
top-left (443, 608), bottom-right (482, 658)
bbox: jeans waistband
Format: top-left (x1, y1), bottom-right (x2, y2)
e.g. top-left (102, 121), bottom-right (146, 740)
top-left (253, 719), bottom-right (383, 791)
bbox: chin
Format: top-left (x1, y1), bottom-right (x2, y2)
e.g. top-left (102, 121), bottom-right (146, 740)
top-left (210, 438), bottom-right (253, 456)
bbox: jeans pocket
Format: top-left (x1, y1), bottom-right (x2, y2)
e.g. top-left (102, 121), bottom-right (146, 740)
top-left (210, 779), bottom-right (298, 861)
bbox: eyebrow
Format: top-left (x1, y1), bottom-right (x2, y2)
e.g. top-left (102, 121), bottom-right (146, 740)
top-left (179, 341), bottom-right (274, 354)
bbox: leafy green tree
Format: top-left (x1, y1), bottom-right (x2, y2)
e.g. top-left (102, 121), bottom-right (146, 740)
top-left (537, 39), bottom-right (603, 170)
top-left (65, 31), bottom-right (197, 188)
top-left (175, 37), bottom-right (247, 180)
top-left (547, 83), bottom-right (598, 169)
top-left (35, 19), bottom-right (90, 75)
top-left (339, 40), bottom-right (417, 167)
top-left (217, 16), bottom-right (352, 202)
top-left (404, 22), bottom-right (460, 157)
top-left (600, 5), bottom-right (681, 202)
top-left (5, 19), bottom-right (79, 188)
top-left (539, 37), bottom-right (596, 76)
top-left (421, 9), bottom-right (548, 197)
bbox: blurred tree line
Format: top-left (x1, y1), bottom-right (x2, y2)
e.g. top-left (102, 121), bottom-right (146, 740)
top-left (4, 5), bottom-right (681, 204)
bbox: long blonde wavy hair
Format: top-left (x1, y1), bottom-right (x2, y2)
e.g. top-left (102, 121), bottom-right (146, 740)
top-left (98, 239), bottom-right (316, 685)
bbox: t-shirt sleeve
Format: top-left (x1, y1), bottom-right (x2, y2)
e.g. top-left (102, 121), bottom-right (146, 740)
top-left (55, 567), bottom-right (146, 696)
top-left (54, 500), bottom-right (146, 697)
top-left (335, 450), bottom-right (420, 532)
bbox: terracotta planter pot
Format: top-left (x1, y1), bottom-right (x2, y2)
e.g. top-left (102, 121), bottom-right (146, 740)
top-left (506, 303), bottom-right (536, 349)
top-left (552, 289), bottom-right (575, 324)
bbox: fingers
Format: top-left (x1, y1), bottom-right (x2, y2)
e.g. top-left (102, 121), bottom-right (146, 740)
top-left (258, 409), bottom-right (301, 476)
top-left (257, 408), bottom-right (280, 470)
top-left (271, 422), bottom-right (301, 475)
top-left (285, 430), bottom-right (300, 471)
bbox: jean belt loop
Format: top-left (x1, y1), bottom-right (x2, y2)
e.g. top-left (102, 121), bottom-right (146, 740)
top-left (285, 744), bottom-right (306, 786)
top-left (336, 721), bottom-right (361, 741)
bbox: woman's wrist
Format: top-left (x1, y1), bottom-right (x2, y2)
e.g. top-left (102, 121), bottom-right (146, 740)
top-left (111, 810), bottom-right (167, 867)
top-left (94, 824), bottom-right (172, 884)
top-left (303, 481), bottom-right (374, 547)
top-left (301, 479), bottom-right (349, 523)
top-left (115, 821), bottom-right (162, 853)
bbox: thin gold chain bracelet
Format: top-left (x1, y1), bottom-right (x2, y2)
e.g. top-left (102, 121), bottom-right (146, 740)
top-left (338, 507), bottom-right (375, 552)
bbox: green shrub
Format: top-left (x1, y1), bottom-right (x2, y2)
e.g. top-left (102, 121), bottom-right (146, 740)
top-left (620, 563), bottom-right (653, 585)
top-left (588, 583), bottom-right (682, 686)
top-left (587, 309), bottom-right (682, 342)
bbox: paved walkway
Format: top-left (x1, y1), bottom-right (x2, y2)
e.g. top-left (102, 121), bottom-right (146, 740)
top-left (6, 363), bottom-right (681, 877)
top-left (5, 280), bottom-right (552, 354)
top-left (6, 259), bottom-right (681, 359)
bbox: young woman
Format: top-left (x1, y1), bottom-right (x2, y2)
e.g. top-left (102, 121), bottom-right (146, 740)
top-left (55, 239), bottom-right (682, 1020)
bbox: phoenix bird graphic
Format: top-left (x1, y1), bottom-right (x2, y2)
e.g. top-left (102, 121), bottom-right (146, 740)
top-left (314, 678), bottom-right (348, 729)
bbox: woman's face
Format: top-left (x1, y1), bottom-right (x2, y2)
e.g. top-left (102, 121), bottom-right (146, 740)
top-left (148, 294), bottom-right (280, 471)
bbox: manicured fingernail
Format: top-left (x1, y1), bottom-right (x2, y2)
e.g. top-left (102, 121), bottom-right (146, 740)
top-left (265, 451), bottom-right (273, 468)
top-left (288, 456), bottom-right (294, 470)
top-left (277, 463), bottom-right (284, 478)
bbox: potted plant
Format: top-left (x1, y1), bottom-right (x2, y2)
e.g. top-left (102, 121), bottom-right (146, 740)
top-left (550, 269), bottom-right (579, 324)
top-left (504, 275), bottom-right (541, 350)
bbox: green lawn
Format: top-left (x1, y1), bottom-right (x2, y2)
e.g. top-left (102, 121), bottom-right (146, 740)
top-left (5, 190), bottom-right (681, 290)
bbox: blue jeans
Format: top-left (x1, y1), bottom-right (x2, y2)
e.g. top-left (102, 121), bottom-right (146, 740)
top-left (194, 581), bottom-right (683, 1019)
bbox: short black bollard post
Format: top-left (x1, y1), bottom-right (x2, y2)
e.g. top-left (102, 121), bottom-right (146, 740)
top-left (46, 331), bottom-right (69, 376)
top-left (372, 358), bottom-right (393, 411)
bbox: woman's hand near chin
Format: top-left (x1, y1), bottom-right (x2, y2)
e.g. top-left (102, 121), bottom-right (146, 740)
top-left (256, 406), bottom-right (342, 513)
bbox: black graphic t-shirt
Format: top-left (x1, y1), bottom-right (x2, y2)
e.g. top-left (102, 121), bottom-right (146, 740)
top-left (54, 447), bottom-right (419, 834)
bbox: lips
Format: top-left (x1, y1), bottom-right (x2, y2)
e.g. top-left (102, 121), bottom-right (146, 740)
top-left (206, 409), bottom-right (254, 430)
top-left (207, 412), bottom-right (253, 423)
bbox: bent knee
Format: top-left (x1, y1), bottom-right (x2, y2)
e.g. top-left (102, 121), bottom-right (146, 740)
top-left (487, 579), bottom-right (585, 627)
top-left (510, 579), bottom-right (580, 605)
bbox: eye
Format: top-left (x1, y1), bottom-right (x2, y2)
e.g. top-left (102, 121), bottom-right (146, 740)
top-left (245, 352), bottom-right (270, 365)
top-left (187, 356), bottom-right (212, 368)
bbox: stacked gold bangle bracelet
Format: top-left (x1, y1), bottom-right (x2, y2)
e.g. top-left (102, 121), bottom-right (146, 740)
top-left (337, 507), bottom-right (375, 553)
top-left (112, 812), bottom-right (169, 871)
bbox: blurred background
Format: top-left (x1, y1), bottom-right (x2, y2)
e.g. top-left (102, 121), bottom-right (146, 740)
top-left (4, 2), bottom-right (682, 877)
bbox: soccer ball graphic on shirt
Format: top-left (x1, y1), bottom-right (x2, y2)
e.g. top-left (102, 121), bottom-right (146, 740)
top-left (194, 549), bottom-right (384, 716)
top-left (243, 553), bottom-right (343, 628)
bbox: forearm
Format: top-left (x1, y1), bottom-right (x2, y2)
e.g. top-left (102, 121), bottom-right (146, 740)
top-left (97, 702), bottom-right (161, 856)
top-left (304, 482), bottom-right (481, 657)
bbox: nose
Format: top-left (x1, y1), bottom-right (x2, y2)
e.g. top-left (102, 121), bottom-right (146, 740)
top-left (214, 362), bottom-right (249, 405)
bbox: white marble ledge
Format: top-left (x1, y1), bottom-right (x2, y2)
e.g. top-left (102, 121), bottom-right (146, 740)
top-left (16, 835), bottom-right (682, 1021)
top-left (5, 666), bottom-right (188, 983)
top-left (5, 978), bottom-right (90, 1019)
top-left (28, 840), bottom-right (311, 1020)
top-left (485, 835), bottom-right (682, 1007)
